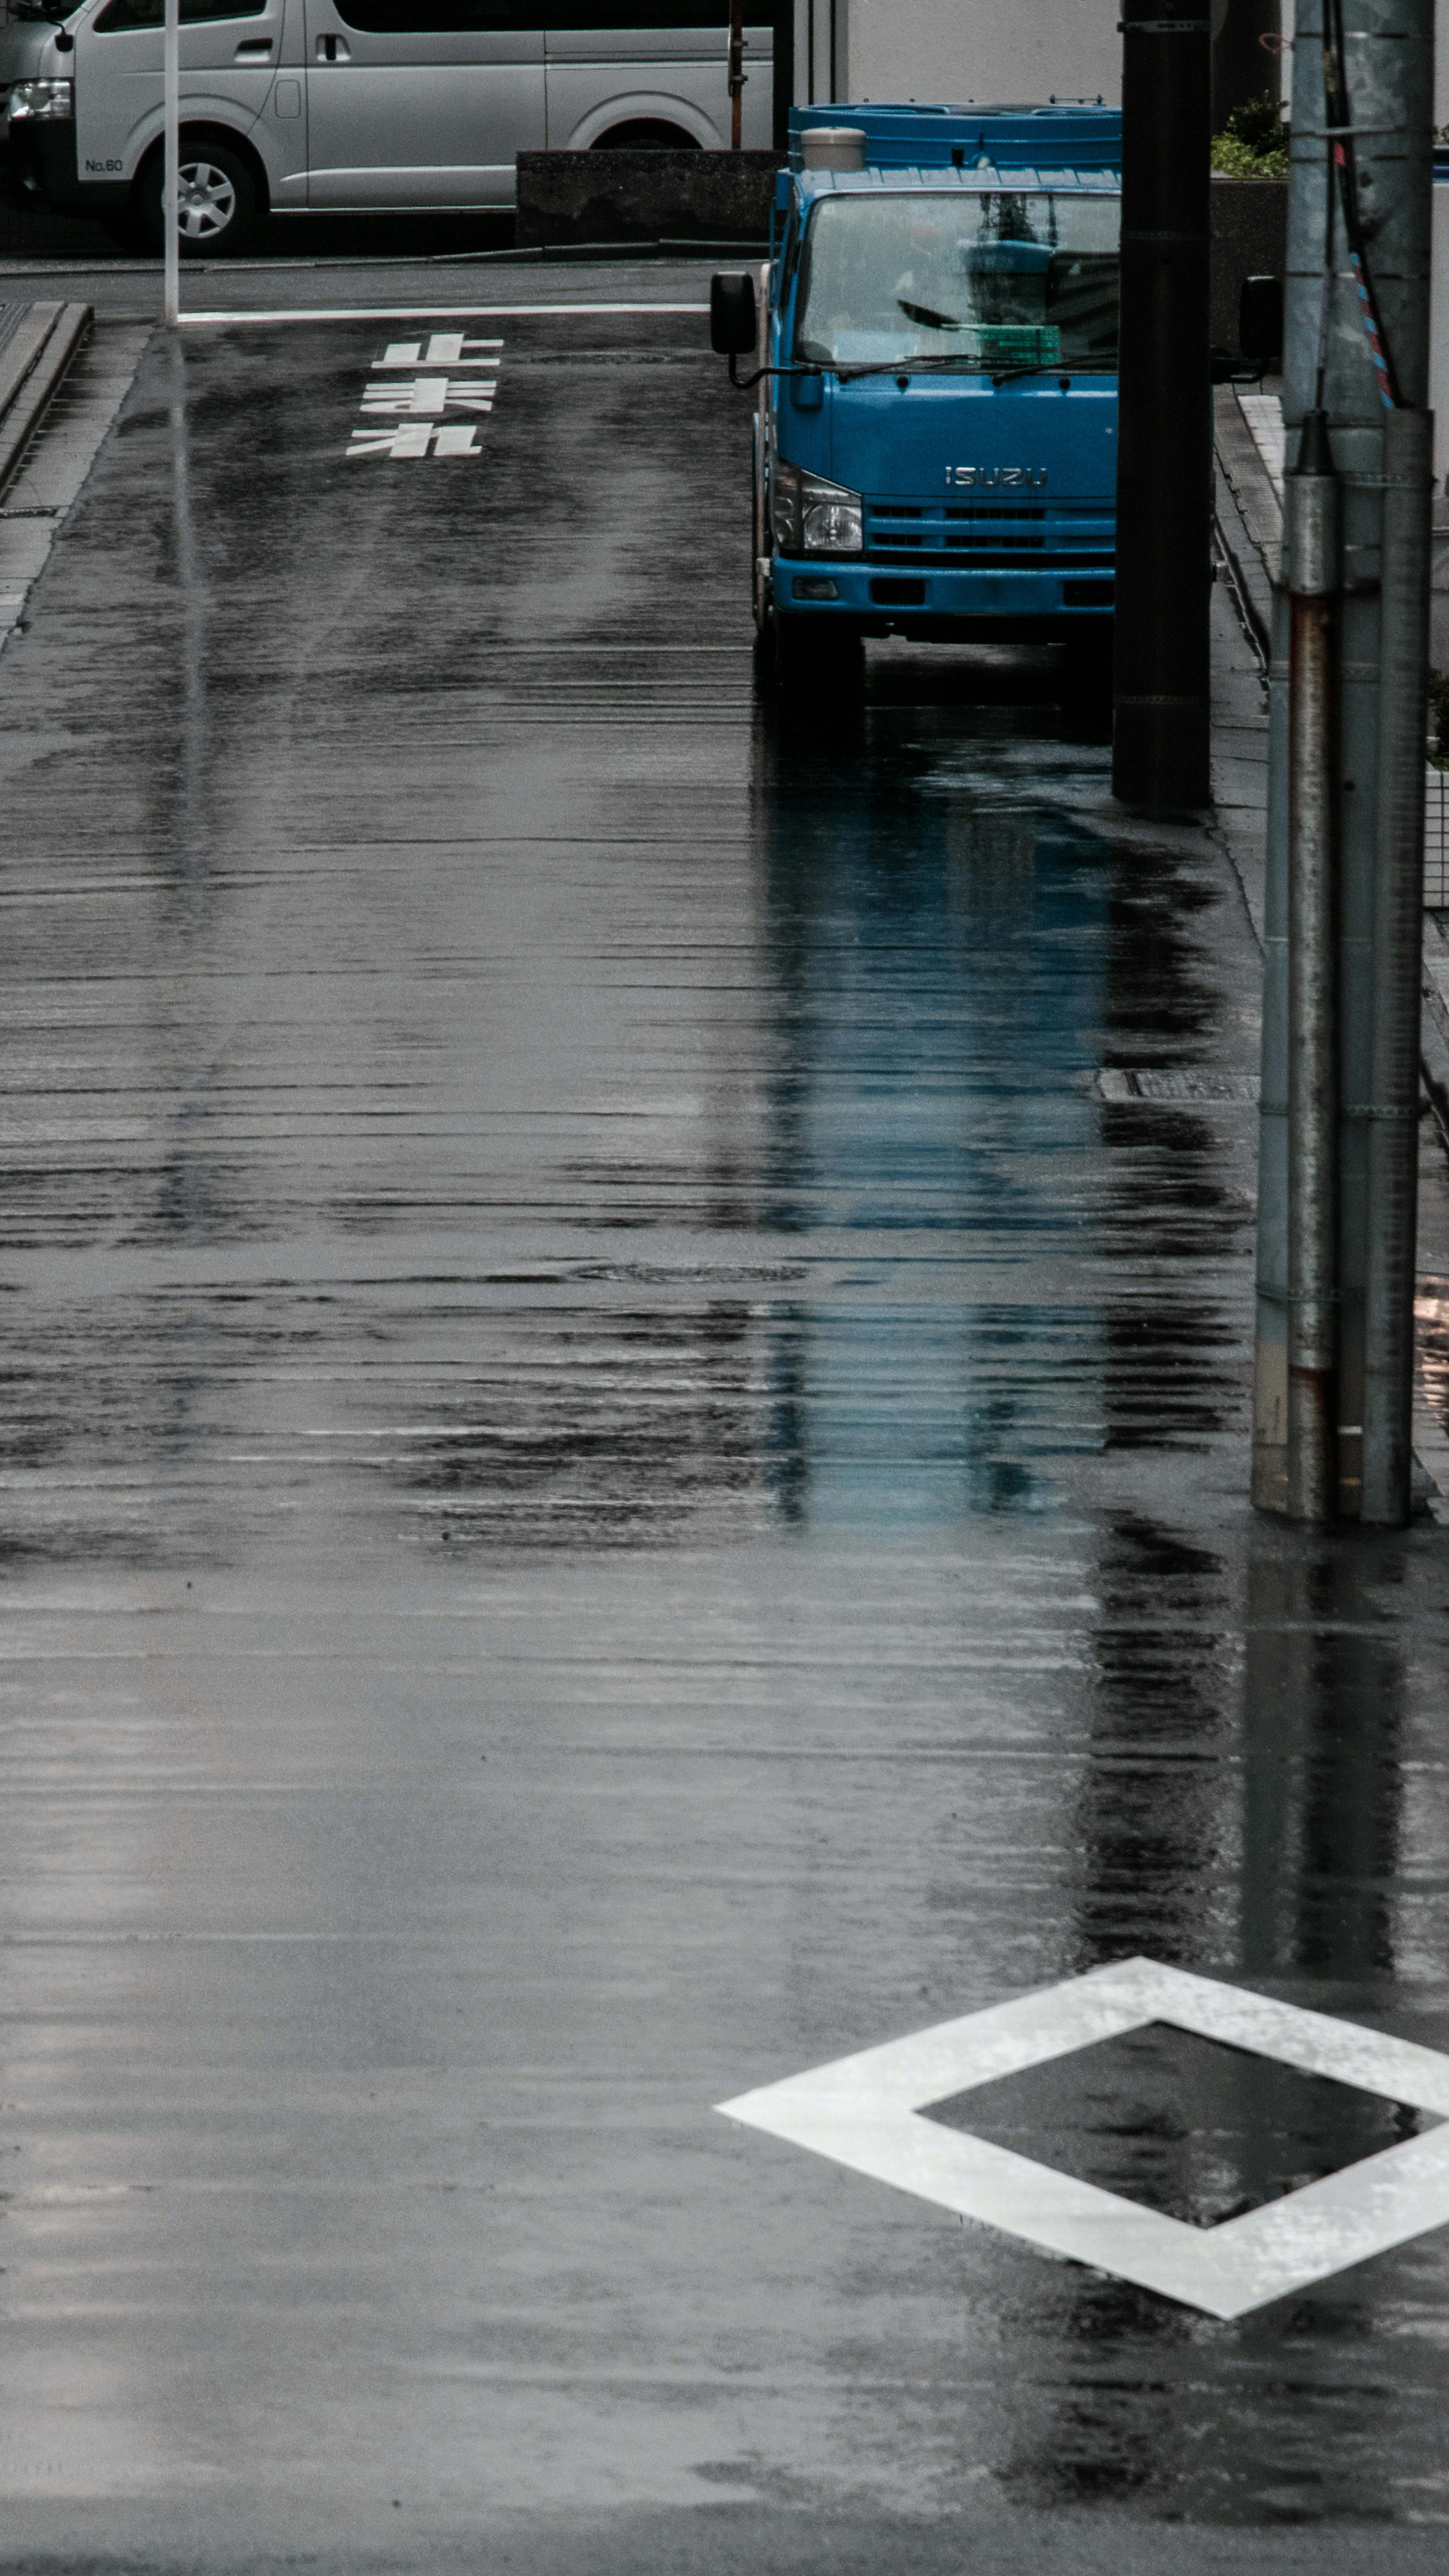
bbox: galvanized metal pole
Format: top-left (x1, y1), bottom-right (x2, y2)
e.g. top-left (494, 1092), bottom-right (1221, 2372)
top-left (163, 0), bottom-right (180, 328)
top-left (1252, 0), bottom-right (1433, 1523)
top-left (1284, 411), bottom-right (1341, 1521)
top-left (1362, 402), bottom-right (1432, 1521)
top-left (1112, 0), bottom-right (1212, 815)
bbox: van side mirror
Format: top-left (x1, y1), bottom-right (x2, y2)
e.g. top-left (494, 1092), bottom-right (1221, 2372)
top-left (711, 272), bottom-right (758, 357)
top-left (1239, 274), bottom-right (1283, 371)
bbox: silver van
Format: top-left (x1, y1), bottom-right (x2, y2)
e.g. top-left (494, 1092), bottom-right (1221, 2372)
top-left (0, 1), bottom-right (772, 253)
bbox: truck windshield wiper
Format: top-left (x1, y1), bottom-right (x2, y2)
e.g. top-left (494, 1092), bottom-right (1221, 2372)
top-left (831, 352), bottom-right (989, 382)
top-left (897, 297), bottom-right (966, 333)
top-left (894, 302), bottom-right (1072, 388)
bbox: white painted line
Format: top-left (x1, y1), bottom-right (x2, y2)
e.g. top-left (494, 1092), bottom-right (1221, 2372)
top-left (179, 303), bottom-right (708, 326)
top-left (718, 1957), bottom-right (1449, 2320)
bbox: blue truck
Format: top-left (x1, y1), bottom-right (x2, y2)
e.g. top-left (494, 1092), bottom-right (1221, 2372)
top-left (710, 100), bottom-right (1121, 697)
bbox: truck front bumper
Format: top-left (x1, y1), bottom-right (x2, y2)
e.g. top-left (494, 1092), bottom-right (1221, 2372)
top-left (773, 554), bottom-right (1114, 639)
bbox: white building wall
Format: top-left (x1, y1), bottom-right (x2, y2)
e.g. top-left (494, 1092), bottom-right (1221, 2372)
top-left (825, 0), bottom-right (1442, 121)
top-left (840, 0), bottom-right (1122, 111)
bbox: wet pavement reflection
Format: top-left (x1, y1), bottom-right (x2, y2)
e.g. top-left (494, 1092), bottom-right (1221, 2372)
top-left (0, 297), bottom-right (1446, 2564)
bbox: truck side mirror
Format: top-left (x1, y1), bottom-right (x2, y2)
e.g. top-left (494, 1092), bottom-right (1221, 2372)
top-left (711, 272), bottom-right (758, 357)
top-left (1239, 274), bottom-right (1283, 371)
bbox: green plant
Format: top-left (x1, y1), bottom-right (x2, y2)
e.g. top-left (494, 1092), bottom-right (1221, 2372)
top-left (1226, 93), bottom-right (1288, 152)
top-left (1211, 92), bottom-right (1290, 178)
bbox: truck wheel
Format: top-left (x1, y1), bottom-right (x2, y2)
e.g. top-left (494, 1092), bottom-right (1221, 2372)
top-left (135, 140), bottom-right (258, 257)
top-left (772, 613), bottom-right (864, 701)
top-left (1060, 625), bottom-right (1114, 712)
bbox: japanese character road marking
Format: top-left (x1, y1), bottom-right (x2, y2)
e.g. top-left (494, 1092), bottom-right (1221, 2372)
top-left (346, 423), bottom-right (482, 460)
top-left (372, 333), bottom-right (503, 369)
top-left (359, 377), bottom-right (495, 416)
top-left (345, 334), bottom-right (502, 458)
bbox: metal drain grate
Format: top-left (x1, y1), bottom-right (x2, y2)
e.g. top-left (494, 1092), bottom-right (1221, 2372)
top-left (1095, 1068), bottom-right (1260, 1103)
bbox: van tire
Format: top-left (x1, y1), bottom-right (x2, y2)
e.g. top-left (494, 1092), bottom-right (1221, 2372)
top-left (133, 137), bottom-right (259, 257)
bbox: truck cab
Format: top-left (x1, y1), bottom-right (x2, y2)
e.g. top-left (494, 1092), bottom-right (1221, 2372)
top-left (713, 101), bottom-right (1121, 698)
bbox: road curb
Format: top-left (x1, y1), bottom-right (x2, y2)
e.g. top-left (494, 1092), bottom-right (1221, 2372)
top-left (0, 299), bottom-right (92, 500)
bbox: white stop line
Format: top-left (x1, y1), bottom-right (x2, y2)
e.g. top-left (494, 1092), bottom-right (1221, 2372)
top-left (346, 331), bottom-right (502, 462)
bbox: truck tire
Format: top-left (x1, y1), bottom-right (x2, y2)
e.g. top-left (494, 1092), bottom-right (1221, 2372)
top-left (772, 612), bottom-right (864, 702)
top-left (1060, 625), bottom-right (1114, 712)
top-left (134, 139), bottom-right (258, 257)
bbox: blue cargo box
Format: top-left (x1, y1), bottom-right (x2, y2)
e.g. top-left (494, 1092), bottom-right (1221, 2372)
top-left (787, 101), bottom-right (1122, 175)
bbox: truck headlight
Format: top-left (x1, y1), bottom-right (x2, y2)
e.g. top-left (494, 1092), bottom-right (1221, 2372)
top-left (773, 459), bottom-right (863, 556)
top-left (8, 79), bottom-right (75, 121)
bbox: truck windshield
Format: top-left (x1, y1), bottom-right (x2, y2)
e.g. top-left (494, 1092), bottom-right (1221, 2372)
top-left (793, 191), bottom-right (1120, 372)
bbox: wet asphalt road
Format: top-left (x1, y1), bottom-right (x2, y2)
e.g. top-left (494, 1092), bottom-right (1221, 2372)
top-left (2, 258), bottom-right (1449, 2572)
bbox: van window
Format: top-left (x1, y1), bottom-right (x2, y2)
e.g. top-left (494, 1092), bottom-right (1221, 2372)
top-left (332, 0), bottom-right (729, 26)
top-left (94, 0), bottom-right (267, 24)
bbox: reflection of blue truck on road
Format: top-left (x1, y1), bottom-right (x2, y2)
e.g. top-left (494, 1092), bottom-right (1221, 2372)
top-left (710, 102), bottom-right (1121, 696)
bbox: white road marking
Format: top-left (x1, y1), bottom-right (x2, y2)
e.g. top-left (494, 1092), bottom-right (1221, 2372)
top-left (346, 332), bottom-right (502, 459)
top-left (181, 303), bottom-right (708, 325)
top-left (360, 378), bottom-right (495, 415)
top-left (374, 334), bottom-right (504, 369)
top-left (718, 1957), bottom-right (1449, 2320)
top-left (346, 422), bottom-right (481, 459)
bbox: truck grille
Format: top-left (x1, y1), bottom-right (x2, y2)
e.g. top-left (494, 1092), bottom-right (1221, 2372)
top-left (864, 500), bottom-right (1114, 570)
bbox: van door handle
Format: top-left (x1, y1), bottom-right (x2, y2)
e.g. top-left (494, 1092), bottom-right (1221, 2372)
top-left (234, 37), bottom-right (272, 54)
top-left (315, 34), bottom-right (350, 59)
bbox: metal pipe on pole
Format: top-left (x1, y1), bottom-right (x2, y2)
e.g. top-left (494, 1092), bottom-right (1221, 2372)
top-left (1251, 0), bottom-right (1434, 1526)
top-left (1362, 402), bottom-right (1432, 1521)
top-left (1284, 409), bottom-right (1341, 1520)
top-left (728, 0), bottom-right (744, 151)
top-left (1111, 0), bottom-right (1212, 816)
top-left (163, 0), bottom-right (180, 327)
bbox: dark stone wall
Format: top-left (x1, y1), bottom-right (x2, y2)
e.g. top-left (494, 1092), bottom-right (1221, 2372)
top-left (515, 148), bottom-right (781, 249)
top-left (1210, 176), bottom-right (1288, 354)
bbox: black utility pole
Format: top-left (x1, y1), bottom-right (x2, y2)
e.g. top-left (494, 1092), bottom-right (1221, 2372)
top-left (1112, 0), bottom-right (1213, 814)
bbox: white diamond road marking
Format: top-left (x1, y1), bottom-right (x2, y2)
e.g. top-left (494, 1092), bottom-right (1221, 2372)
top-left (717, 1957), bottom-right (1449, 2319)
top-left (346, 334), bottom-right (501, 460)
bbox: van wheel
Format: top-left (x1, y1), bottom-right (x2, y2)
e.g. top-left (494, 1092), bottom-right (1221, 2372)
top-left (135, 140), bottom-right (258, 257)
